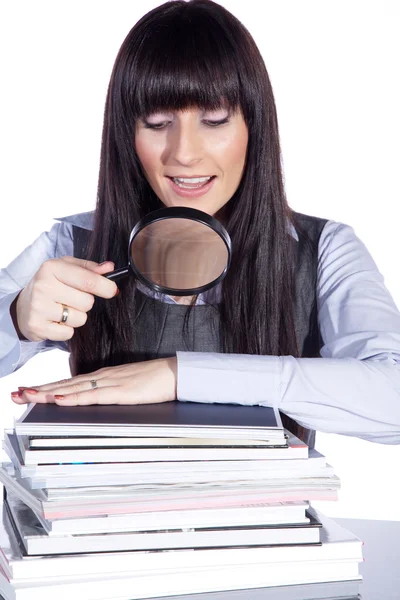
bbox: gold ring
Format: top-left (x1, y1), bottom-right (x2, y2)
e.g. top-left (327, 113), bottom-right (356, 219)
top-left (60, 305), bottom-right (69, 324)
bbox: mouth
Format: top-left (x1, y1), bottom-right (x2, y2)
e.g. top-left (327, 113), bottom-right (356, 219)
top-left (166, 175), bottom-right (217, 198)
top-left (167, 176), bottom-right (216, 189)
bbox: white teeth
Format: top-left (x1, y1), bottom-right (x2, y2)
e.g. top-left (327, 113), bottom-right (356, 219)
top-left (173, 176), bottom-right (212, 184)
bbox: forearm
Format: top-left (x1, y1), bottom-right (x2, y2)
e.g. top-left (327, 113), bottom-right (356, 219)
top-left (176, 351), bottom-right (400, 444)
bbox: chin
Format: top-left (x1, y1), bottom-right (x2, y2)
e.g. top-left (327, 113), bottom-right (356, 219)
top-left (158, 193), bottom-right (225, 218)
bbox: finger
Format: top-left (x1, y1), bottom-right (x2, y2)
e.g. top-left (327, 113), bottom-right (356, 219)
top-left (33, 372), bottom-right (106, 392)
top-left (11, 392), bottom-right (29, 405)
top-left (54, 385), bottom-right (171, 407)
top-left (44, 259), bottom-right (118, 299)
top-left (33, 377), bottom-right (73, 391)
top-left (60, 257), bottom-right (115, 273)
top-left (92, 262), bottom-right (116, 275)
top-left (12, 395), bottom-right (49, 404)
top-left (54, 385), bottom-right (122, 406)
top-left (16, 390), bottom-right (56, 404)
top-left (39, 322), bottom-right (75, 341)
top-left (62, 258), bottom-right (116, 278)
top-left (52, 281), bottom-right (95, 314)
top-left (23, 289), bottom-right (90, 340)
top-left (43, 303), bottom-right (88, 328)
top-left (33, 378), bottom-right (108, 396)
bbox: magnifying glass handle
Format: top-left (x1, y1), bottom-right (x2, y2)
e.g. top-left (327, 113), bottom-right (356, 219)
top-left (104, 266), bottom-right (130, 282)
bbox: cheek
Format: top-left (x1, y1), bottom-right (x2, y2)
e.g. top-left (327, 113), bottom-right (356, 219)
top-left (135, 136), bottom-right (162, 182)
top-left (135, 140), bottom-right (153, 174)
top-left (224, 132), bottom-right (248, 182)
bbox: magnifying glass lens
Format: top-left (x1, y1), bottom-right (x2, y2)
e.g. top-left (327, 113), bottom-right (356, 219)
top-left (105, 207), bottom-right (231, 296)
top-left (131, 218), bottom-right (229, 291)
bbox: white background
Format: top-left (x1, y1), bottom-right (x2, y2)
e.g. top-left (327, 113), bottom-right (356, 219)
top-left (0, 1), bottom-right (399, 520)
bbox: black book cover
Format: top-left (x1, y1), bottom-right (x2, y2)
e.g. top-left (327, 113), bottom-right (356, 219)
top-left (19, 401), bottom-right (281, 429)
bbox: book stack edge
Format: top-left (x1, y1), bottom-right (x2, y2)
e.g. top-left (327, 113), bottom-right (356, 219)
top-left (0, 401), bottom-right (362, 600)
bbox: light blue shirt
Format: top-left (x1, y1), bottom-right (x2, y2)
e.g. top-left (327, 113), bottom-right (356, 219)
top-left (1, 212), bottom-right (400, 444)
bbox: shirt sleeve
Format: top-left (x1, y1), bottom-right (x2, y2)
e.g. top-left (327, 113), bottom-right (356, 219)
top-left (0, 222), bottom-right (74, 378)
top-left (177, 220), bottom-right (400, 445)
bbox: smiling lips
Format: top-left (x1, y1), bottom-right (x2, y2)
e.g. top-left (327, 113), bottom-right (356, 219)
top-left (167, 175), bottom-right (216, 197)
top-left (170, 176), bottom-right (214, 188)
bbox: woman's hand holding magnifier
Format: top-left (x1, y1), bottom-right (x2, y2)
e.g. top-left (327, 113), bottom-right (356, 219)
top-left (13, 256), bottom-right (118, 343)
top-left (10, 209), bottom-right (230, 406)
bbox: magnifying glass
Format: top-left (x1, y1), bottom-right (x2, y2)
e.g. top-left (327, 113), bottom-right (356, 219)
top-left (105, 207), bottom-right (231, 296)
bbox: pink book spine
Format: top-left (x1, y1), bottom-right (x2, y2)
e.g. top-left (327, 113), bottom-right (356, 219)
top-left (46, 490), bottom-right (337, 519)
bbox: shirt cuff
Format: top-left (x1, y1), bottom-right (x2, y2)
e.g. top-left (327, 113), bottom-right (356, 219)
top-left (0, 291), bottom-right (23, 378)
top-left (176, 351), bottom-right (281, 407)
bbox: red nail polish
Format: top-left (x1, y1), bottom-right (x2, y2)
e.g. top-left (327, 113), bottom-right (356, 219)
top-left (114, 288), bottom-right (120, 297)
top-left (11, 391), bottom-right (22, 397)
top-left (19, 388), bottom-right (38, 394)
top-left (54, 395), bottom-right (65, 400)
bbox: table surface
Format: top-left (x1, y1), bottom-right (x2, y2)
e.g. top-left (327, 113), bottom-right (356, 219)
top-left (336, 517), bottom-right (400, 600)
top-left (1, 516), bottom-right (399, 600)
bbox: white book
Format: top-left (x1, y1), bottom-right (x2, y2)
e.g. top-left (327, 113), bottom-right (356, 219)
top-left (0, 464), bottom-right (339, 520)
top-left (4, 432), bottom-right (325, 482)
top-left (5, 494), bottom-right (321, 555)
top-left (18, 442), bottom-right (307, 466)
top-left (26, 472), bottom-right (336, 492)
top-left (26, 435), bottom-right (284, 448)
top-left (24, 465), bottom-right (336, 490)
top-left (41, 474), bottom-right (340, 501)
top-left (0, 538), bottom-right (361, 600)
top-left (39, 502), bottom-right (311, 535)
top-left (0, 505), bottom-right (363, 582)
top-left (0, 559), bottom-right (362, 600)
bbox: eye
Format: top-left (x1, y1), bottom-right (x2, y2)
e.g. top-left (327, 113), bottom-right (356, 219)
top-left (203, 117), bottom-right (230, 127)
top-left (143, 121), bottom-right (170, 130)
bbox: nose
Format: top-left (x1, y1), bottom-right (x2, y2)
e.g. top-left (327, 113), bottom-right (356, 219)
top-left (167, 119), bottom-right (203, 166)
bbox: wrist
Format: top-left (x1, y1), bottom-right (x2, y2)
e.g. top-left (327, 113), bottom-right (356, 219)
top-left (10, 293), bottom-right (28, 341)
top-left (163, 356), bottom-right (177, 401)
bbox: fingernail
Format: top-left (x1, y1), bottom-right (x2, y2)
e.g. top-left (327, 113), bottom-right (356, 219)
top-left (54, 395), bottom-right (65, 400)
top-left (19, 387), bottom-right (38, 394)
top-left (100, 261), bottom-right (114, 267)
top-left (114, 287), bottom-right (120, 297)
top-left (11, 391), bottom-right (22, 398)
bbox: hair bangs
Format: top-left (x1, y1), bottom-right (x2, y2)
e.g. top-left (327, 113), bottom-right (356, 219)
top-left (126, 8), bottom-right (242, 119)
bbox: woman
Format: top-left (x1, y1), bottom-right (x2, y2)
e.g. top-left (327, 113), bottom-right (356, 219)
top-left (1, 0), bottom-right (400, 446)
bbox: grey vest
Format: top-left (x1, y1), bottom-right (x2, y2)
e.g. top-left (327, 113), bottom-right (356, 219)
top-left (73, 212), bottom-right (327, 449)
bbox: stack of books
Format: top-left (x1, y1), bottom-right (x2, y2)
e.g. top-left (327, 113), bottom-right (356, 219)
top-left (0, 402), bottom-right (363, 600)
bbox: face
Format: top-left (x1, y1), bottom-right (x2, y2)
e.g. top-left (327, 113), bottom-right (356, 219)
top-left (135, 106), bottom-right (248, 217)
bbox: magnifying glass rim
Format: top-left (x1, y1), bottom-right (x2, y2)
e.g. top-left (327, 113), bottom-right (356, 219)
top-left (128, 206), bottom-right (232, 296)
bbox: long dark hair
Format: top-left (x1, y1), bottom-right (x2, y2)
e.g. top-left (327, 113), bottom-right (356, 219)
top-left (70, 0), bottom-right (299, 374)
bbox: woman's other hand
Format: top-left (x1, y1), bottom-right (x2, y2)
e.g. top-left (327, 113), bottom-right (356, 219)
top-left (11, 357), bottom-right (177, 405)
top-left (13, 256), bottom-right (118, 342)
